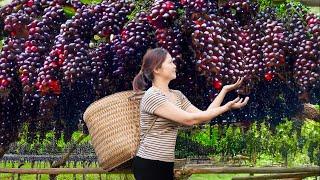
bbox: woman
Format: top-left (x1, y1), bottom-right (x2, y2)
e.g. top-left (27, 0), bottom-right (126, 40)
top-left (131, 48), bottom-right (249, 180)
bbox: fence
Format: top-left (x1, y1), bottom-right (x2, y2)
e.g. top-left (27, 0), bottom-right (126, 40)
top-left (1, 154), bottom-right (319, 180)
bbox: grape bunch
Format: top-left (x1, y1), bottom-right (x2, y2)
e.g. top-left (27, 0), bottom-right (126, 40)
top-left (192, 14), bottom-right (226, 91)
top-left (0, 38), bottom-right (25, 147)
top-left (88, 42), bottom-right (112, 97)
top-left (286, 15), bottom-right (307, 57)
top-left (92, 0), bottom-right (135, 37)
top-left (218, 0), bottom-right (259, 25)
top-left (218, 16), bottom-right (259, 94)
top-left (37, 6), bottom-right (95, 95)
top-left (306, 14), bottom-right (320, 103)
top-left (221, 17), bottom-right (244, 84)
top-left (147, 0), bottom-right (178, 29)
top-left (282, 4), bottom-right (320, 98)
top-left (0, 38), bottom-right (25, 94)
top-left (0, 0), bottom-right (28, 16)
top-left (2, 0), bottom-right (53, 37)
top-left (111, 11), bottom-right (156, 80)
top-left (293, 14), bottom-right (320, 96)
top-left (260, 19), bottom-right (287, 81)
top-left (155, 26), bottom-right (183, 64)
top-left (16, 5), bottom-right (67, 120)
top-left (240, 25), bottom-right (264, 94)
top-left (180, 0), bottom-right (217, 14)
top-left (61, 41), bottom-right (90, 85)
top-left (36, 35), bottom-right (64, 97)
top-left (0, 0), bottom-right (27, 37)
top-left (4, 11), bottom-right (32, 37)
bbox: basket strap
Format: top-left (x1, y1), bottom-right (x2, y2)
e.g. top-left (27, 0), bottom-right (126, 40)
top-left (128, 91), bottom-right (145, 101)
top-left (134, 118), bottom-right (157, 156)
top-left (129, 90), bottom-right (157, 155)
top-left (129, 90), bottom-right (156, 140)
top-left (141, 118), bottom-right (157, 142)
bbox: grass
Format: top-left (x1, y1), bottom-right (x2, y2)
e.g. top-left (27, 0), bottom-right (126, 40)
top-left (1, 161), bottom-right (319, 180)
top-left (0, 173), bottom-right (254, 180)
top-left (0, 161), bottom-right (262, 180)
top-left (0, 161), bottom-right (135, 180)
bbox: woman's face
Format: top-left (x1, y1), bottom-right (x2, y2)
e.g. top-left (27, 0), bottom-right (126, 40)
top-left (154, 53), bottom-right (177, 80)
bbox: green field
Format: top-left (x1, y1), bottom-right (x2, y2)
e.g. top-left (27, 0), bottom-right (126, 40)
top-left (1, 162), bottom-right (318, 180)
top-left (0, 162), bottom-right (248, 180)
top-left (0, 174), bottom-right (253, 180)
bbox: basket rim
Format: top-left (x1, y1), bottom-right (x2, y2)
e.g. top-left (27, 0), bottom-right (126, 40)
top-left (83, 90), bottom-right (138, 120)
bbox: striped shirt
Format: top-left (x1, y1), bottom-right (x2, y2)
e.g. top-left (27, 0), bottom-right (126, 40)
top-left (136, 86), bottom-right (192, 162)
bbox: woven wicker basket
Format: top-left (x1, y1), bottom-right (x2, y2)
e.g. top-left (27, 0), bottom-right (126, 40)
top-left (83, 90), bottom-right (144, 171)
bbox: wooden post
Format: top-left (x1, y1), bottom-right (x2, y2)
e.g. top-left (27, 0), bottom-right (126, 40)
top-left (73, 161), bottom-right (77, 180)
top-left (82, 161), bottom-right (86, 180)
top-left (49, 161), bottom-right (57, 180)
top-left (11, 161), bottom-right (14, 180)
top-left (41, 161), bottom-right (44, 180)
top-left (17, 160), bottom-right (22, 180)
top-left (97, 162), bottom-right (102, 180)
top-left (36, 161), bottom-right (39, 180)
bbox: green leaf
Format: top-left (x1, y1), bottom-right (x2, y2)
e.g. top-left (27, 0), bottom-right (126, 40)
top-left (80, 0), bottom-right (102, 5)
top-left (93, 34), bottom-right (101, 41)
top-left (177, 8), bottom-right (185, 16)
top-left (0, 37), bottom-right (4, 52)
top-left (231, 8), bottom-right (237, 16)
top-left (63, 6), bottom-right (76, 18)
top-left (72, 131), bottom-right (82, 141)
top-left (0, 0), bottom-right (12, 7)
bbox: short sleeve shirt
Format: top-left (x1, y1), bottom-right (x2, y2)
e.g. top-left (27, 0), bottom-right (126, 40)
top-left (136, 87), bottom-right (192, 162)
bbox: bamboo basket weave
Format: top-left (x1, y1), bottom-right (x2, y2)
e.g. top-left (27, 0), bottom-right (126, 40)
top-left (83, 90), bottom-right (144, 171)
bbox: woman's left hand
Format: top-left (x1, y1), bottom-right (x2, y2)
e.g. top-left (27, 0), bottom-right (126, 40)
top-left (222, 77), bottom-right (244, 93)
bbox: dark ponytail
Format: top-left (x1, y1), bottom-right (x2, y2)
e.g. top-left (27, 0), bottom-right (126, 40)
top-left (132, 48), bottom-right (168, 92)
top-left (132, 70), bottom-right (148, 92)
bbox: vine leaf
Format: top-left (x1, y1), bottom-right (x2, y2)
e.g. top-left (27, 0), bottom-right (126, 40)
top-left (80, 0), bottom-right (102, 5)
top-left (62, 5), bottom-right (76, 18)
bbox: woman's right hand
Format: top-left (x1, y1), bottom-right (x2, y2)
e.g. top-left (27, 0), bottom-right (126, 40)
top-left (222, 77), bottom-right (244, 93)
top-left (224, 96), bottom-right (249, 110)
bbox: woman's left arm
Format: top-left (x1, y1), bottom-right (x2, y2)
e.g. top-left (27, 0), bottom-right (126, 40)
top-left (183, 89), bottom-right (228, 113)
top-left (185, 104), bottom-right (202, 113)
top-left (206, 88), bottom-right (227, 110)
top-left (206, 77), bottom-right (244, 110)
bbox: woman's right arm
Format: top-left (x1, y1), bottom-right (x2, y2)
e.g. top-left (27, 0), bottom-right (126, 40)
top-left (154, 97), bottom-right (245, 126)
